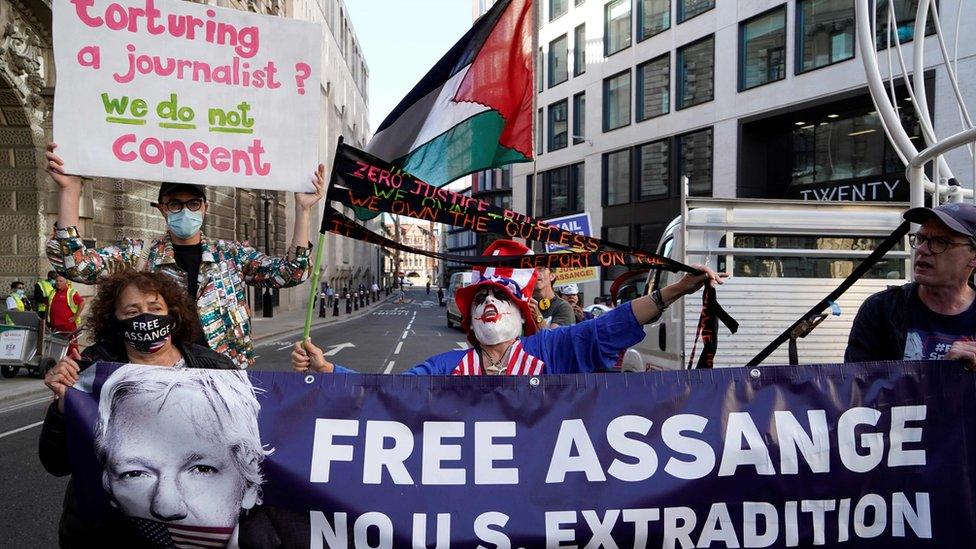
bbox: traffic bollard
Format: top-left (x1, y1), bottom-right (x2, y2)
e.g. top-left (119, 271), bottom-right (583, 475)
top-left (333, 297), bottom-right (340, 317)
top-left (318, 293), bottom-right (327, 317)
top-left (354, 293), bottom-right (359, 311)
top-left (345, 294), bottom-right (352, 314)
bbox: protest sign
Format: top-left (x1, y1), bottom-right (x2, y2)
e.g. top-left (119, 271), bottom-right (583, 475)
top-left (52, 0), bottom-right (321, 192)
top-left (65, 361), bottom-right (975, 547)
top-left (544, 212), bottom-right (600, 284)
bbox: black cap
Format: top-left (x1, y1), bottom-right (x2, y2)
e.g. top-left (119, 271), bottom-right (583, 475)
top-left (157, 182), bottom-right (207, 203)
top-left (904, 203), bottom-right (976, 240)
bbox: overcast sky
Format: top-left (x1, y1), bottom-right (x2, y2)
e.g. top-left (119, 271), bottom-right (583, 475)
top-left (344, 0), bottom-right (473, 135)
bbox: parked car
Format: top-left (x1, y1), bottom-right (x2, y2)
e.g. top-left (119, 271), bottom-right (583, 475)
top-left (445, 272), bottom-right (473, 329)
top-left (583, 304), bottom-right (612, 318)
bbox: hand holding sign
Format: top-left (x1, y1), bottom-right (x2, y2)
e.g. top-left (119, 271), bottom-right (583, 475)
top-left (295, 164), bottom-right (326, 212)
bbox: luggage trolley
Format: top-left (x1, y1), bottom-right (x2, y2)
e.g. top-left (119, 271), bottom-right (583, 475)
top-left (0, 311), bottom-right (72, 378)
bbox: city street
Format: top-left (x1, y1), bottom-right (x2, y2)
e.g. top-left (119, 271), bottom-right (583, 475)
top-left (0, 289), bottom-right (459, 545)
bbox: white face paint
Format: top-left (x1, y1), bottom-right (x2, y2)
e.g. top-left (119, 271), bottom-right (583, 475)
top-left (470, 291), bottom-right (523, 345)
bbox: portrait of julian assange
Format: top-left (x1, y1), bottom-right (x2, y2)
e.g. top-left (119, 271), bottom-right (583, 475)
top-left (92, 363), bottom-right (270, 547)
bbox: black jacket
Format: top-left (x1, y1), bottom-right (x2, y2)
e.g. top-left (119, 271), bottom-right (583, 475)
top-left (38, 341), bottom-right (235, 547)
top-left (844, 283), bottom-right (916, 363)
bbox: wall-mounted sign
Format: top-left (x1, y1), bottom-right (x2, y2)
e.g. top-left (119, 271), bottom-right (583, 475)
top-left (788, 179), bottom-right (908, 202)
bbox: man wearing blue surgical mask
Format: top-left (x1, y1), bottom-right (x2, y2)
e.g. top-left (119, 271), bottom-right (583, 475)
top-left (43, 143), bottom-right (325, 369)
top-left (152, 183), bottom-right (210, 300)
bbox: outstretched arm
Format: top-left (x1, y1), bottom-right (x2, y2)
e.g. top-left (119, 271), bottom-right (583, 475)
top-left (630, 266), bottom-right (724, 324)
top-left (291, 164), bottom-right (325, 250)
top-left (239, 166), bottom-right (324, 288)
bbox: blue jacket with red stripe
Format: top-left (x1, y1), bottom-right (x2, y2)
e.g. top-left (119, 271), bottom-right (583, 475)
top-left (333, 302), bottom-right (646, 375)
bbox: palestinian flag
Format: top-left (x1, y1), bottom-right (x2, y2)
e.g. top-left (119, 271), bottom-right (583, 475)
top-left (366, 0), bottom-right (534, 187)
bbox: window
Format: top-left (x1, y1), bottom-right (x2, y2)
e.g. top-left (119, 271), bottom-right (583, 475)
top-left (548, 166), bottom-right (570, 214)
top-left (796, 0), bottom-right (855, 73)
top-left (603, 70), bottom-right (631, 131)
top-left (574, 24), bottom-right (586, 76)
top-left (576, 0), bottom-right (585, 5)
top-left (791, 111), bottom-right (886, 186)
top-left (604, 0), bottom-right (632, 56)
top-left (677, 0), bottom-right (713, 23)
top-left (548, 99), bottom-right (568, 151)
top-left (636, 223), bottom-right (666, 250)
top-left (605, 226), bottom-right (631, 245)
top-left (536, 108), bottom-right (544, 155)
top-left (638, 139), bottom-right (670, 199)
top-left (550, 0), bottom-right (568, 20)
top-left (731, 235), bottom-right (907, 279)
top-left (677, 128), bottom-right (712, 196)
top-left (676, 35), bottom-right (714, 109)
top-left (739, 7), bottom-right (786, 91)
top-left (602, 225), bottom-right (633, 294)
top-left (549, 35), bottom-right (569, 87)
top-left (537, 163), bottom-right (585, 216)
top-left (604, 149), bottom-right (632, 206)
top-left (639, 0), bottom-right (670, 41)
top-left (571, 163), bottom-right (585, 211)
top-left (875, 0), bottom-right (937, 49)
top-left (537, 48), bottom-right (544, 91)
top-left (572, 92), bottom-right (586, 144)
top-left (637, 54), bottom-right (669, 121)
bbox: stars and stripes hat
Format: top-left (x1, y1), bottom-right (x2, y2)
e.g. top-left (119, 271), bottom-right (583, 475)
top-left (455, 239), bottom-right (539, 345)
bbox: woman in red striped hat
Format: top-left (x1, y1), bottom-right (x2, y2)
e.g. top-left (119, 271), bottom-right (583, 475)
top-left (292, 239), bottom-right (721, 375)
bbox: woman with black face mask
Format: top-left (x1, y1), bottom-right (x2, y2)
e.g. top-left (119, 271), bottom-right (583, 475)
top-left (38, 270), bottom-right (234, 547)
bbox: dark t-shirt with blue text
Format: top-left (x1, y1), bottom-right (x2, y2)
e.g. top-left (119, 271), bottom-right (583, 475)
top-left (903, 291), bottom-right (976, 360)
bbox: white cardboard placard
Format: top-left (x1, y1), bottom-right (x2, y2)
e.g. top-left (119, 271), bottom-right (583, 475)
top-left (53, 0), bottom-right (321, 192)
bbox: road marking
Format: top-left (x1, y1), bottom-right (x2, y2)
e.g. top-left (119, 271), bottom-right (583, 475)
top-left (400, 331), bottom-right (409, 340)
top-left (394, 341), bottom-right (403, 355)
top-left (324, 342), bottom-right (356, 356)
top-left (275, 342), bottom-right (294, 351)
top-left (384, 361), bottom-right (395, 374)
top-left (0, 420), bottom-right (44, 440)
top-left (0, 396), bottom-right (50, 415)
top-left (456, 341), bottom-right (468, 349)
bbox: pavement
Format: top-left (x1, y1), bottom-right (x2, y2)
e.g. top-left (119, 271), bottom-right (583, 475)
top-left (0, 290), bottom-right (400, 407)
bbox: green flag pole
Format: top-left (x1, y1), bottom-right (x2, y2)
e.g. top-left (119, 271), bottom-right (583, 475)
top-left (302, 136), bottom-right (343, 341)
top-left (302, 231), bottom-right (326, 341)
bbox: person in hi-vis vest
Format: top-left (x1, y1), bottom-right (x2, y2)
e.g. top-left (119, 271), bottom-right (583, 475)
top-left (4, 280), bottom-right (31, 324)
top-left (34, 271), bottom-right (57, 320)
top-left (47, 275), bottom-right (84, 334)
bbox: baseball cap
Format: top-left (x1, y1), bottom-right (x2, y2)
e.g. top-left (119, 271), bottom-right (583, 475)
top-left (557, 283), bottom-right (580, 295)
top-left (904, 203), bottom-right (976, 240)
top-left (157, 182), bottom-right (207, 203)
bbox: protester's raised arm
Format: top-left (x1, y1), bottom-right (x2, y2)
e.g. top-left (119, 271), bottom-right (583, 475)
top-left (46, 143), bottom-right (82, 230)
top-left (630, 266), bottom-right (724, 325)
top-left (290, 164), bottom-right (326, 250)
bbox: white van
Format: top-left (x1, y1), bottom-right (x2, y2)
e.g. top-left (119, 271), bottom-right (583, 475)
top-left (445, 271), bottom-right (474, 329)
top-left (626, 197), bottom-right (911, 370)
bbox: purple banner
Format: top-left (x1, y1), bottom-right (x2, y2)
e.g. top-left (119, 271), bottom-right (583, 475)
top-left (65, 361), bottom-right (976, 547)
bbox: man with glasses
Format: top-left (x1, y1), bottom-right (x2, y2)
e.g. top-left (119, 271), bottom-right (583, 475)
top-left (846, 203), bottom-right (976, 366)
top-left (43, 143), bottom-right (325, 369)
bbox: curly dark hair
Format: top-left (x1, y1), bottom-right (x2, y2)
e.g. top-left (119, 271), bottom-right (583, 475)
top-left (87, 270), bottom-right (201, 352)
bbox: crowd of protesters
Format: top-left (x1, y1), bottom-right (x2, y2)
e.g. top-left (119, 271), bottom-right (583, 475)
top-left (22, 136), bottom-right (976, 548)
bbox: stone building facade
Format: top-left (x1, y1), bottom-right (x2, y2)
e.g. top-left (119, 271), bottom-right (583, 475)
top-left (386, 221), bottom-right (439, 285)
top-left (0, 0), bottom-right (372, 314)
